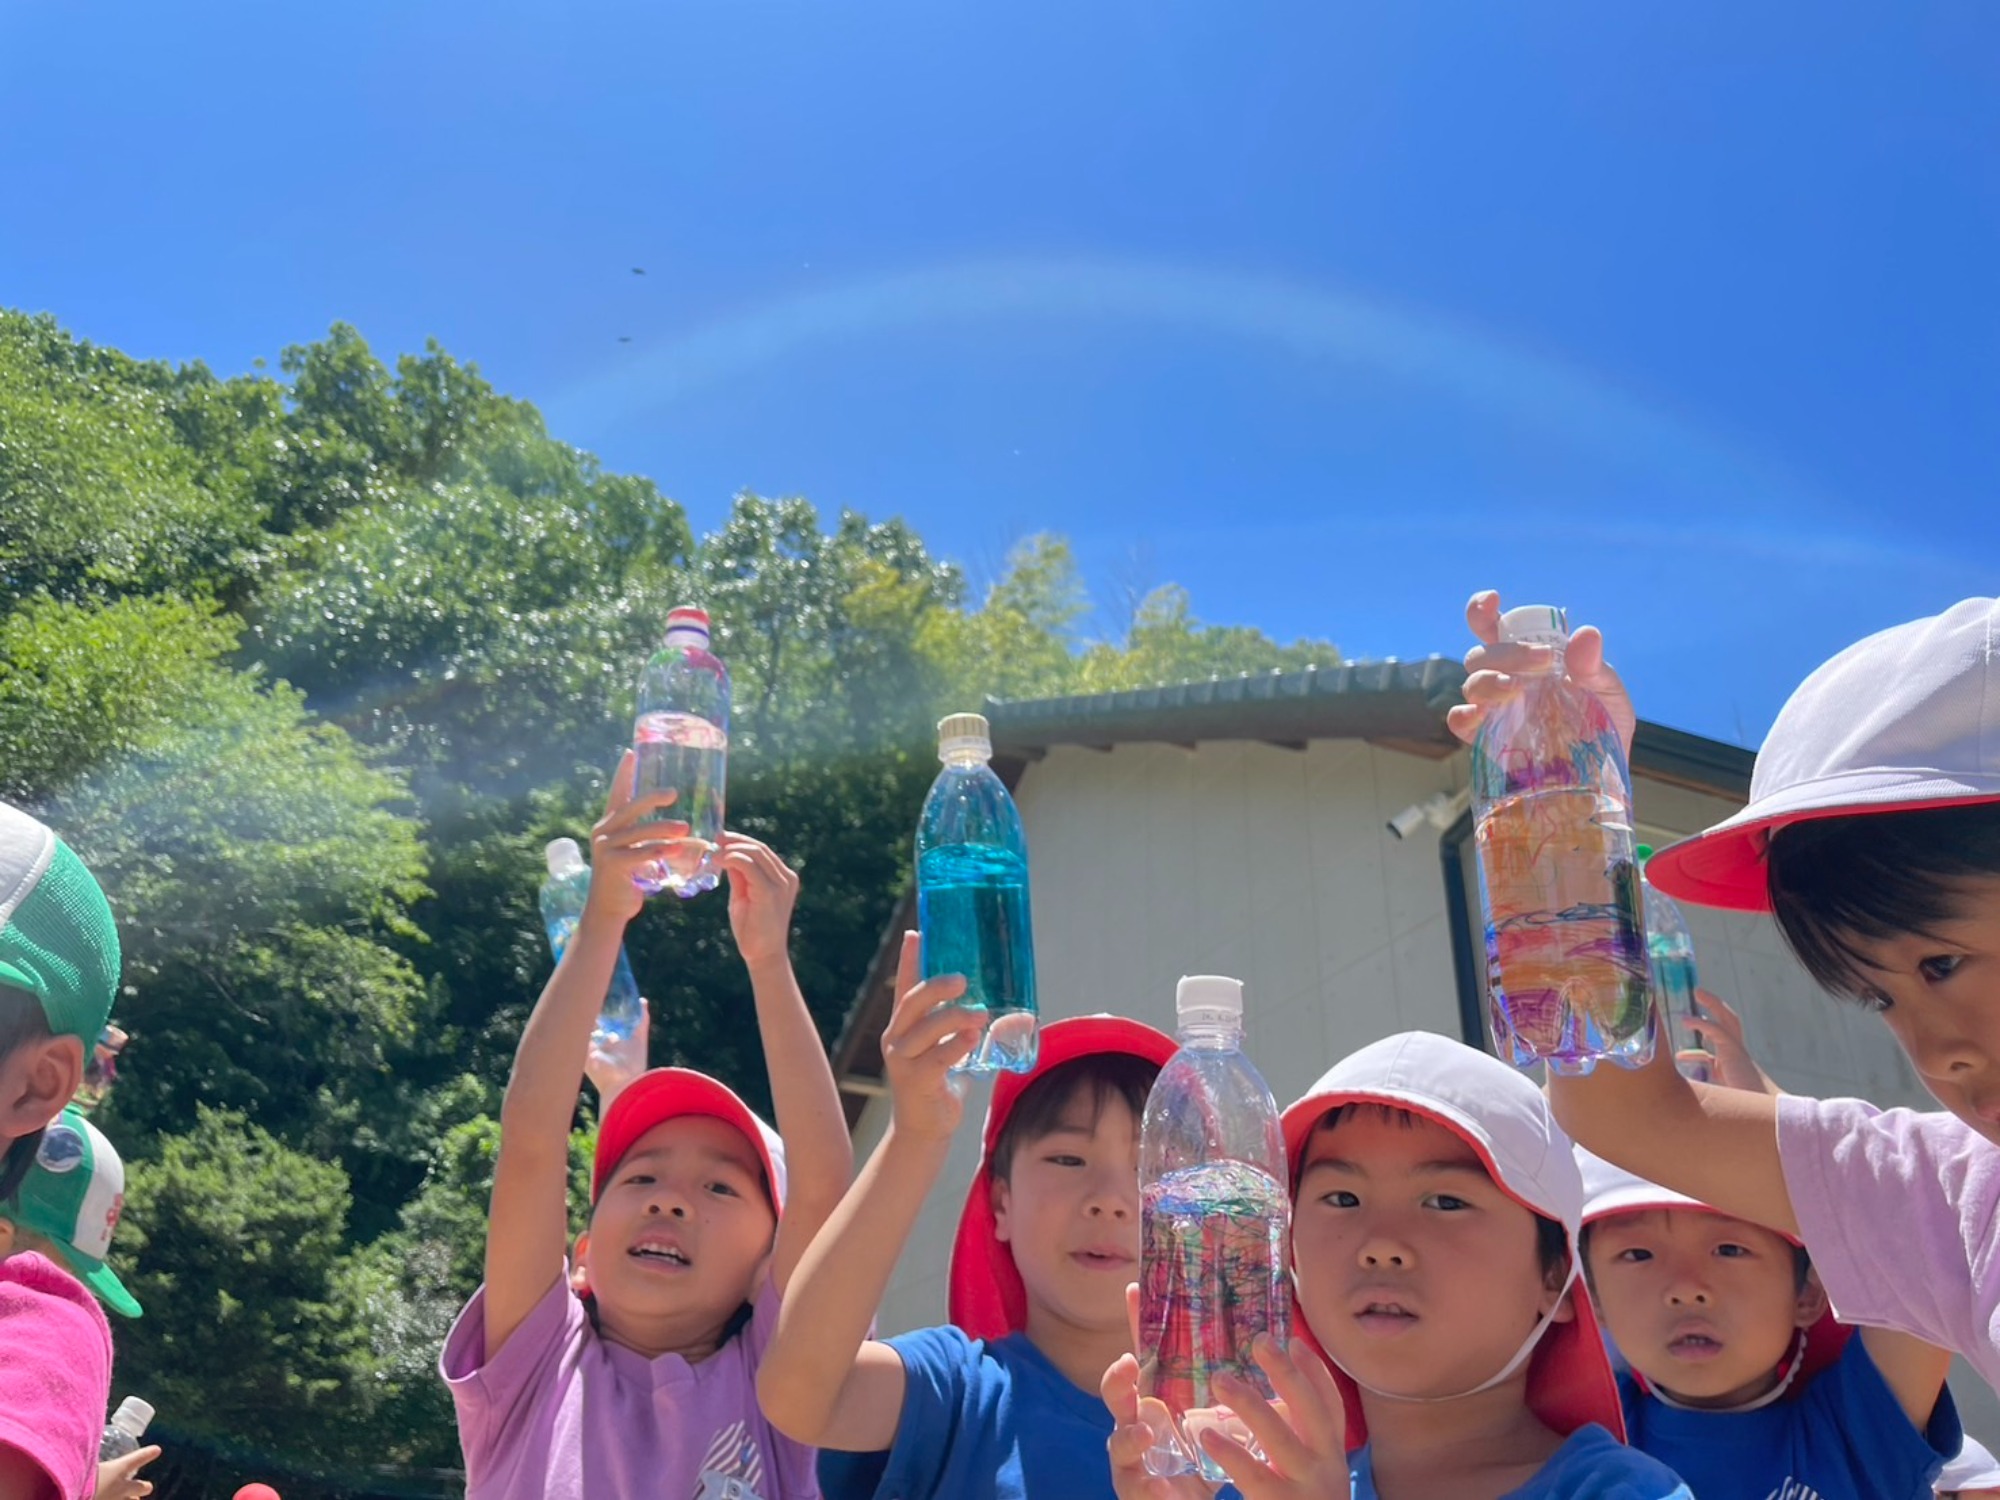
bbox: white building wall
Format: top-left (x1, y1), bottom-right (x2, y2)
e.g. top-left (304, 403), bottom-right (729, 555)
top-left (849, 737), bottom-right (1992, 1435)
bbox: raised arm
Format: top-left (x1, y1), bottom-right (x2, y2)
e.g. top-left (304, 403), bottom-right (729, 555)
top-left (717, 832), bottom-right (853, 1293)
top-left (484, 753), bottom-right (680, 1358)
top-left (1550, 1023), bottom-right (1799, 1238)
top-left (758, 933), bottom-right (983, 1451)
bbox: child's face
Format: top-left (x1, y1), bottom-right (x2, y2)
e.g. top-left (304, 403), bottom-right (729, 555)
top-left (1585, 1207), bottom-right (1820, 1407)
top-left (991, 1091), bottom-right (1142, 1336)
top-left (1292, 1108), bottom-right (1569, 1400)
top-left (585, 1115), bottom-right (776, 1330)
top-left (1846, 877), bottom-right (2000, 1143)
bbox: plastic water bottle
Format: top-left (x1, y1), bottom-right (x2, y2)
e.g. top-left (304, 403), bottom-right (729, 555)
top-left (1137, 976), bottom-right (1291, 1483)
top-left (540, 838), bottom-right (646, 1046)
top-left (100, 1396), bottom-right (155, 1461)
top-left (914, 713), bottom-right (1038, 1074)
top-left (1471, 605), bottom-right (1654, 1075)
top-left (633, 606), bottom-right (729, 898)
top-left (1638, 845), bottom-right (1712, 1083)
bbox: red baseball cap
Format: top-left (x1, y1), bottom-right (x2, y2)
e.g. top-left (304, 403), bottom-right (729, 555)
top-left (947, 1015), bottom-right (1177, 1339)
top-left (592, 1067), bottom-right (786, 1209)
top-left (1281, 1031), bottom-right (1625, 1451)
top-left (1577, 1149), bottom-right (1849, 1397)
top-left (1647, 597), bottom-right (2000, 912)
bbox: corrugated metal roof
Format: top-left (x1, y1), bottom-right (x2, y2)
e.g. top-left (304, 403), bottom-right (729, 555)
top-left (986, 656), bottom-right (1469, 754)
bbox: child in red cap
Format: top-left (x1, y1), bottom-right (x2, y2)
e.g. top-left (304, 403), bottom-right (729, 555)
top-left (1451, 593), bottom-right (2000, 1402)
top-left (1105, 1031), bottom-right (1692, 1498)
top-left (440, 753), bottom-right (851, 1500)
top-left (757, 934), bottom-right (1175, 1500)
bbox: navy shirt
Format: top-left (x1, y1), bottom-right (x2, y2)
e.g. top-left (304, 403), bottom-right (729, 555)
top-left (1619, 1333), bottom-right (1959, 1500)
top-left (817, 1326), bottom-right (1242, 1500)
top-left (1350, 1425), bottom-right (1691, 1499)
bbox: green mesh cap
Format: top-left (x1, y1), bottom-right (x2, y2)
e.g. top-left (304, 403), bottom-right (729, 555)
top-left (12, 1105), bottom-right (140, 1317)
top-left (0, 804), bottom-right (120, 1045)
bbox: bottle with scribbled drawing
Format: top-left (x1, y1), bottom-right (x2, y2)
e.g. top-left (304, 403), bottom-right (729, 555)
top-left (1471, 605), bottom-right (1654, 1075)
top-left (1638, 844), bottom-right (1712, 1082)
top-left (1137, 975), bottom-right (1291, 1483)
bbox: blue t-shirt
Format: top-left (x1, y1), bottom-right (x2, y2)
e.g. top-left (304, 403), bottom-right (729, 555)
top-left (1619, 1333), bottom-right (1959, 1500)
top-left (816, 1326), bottom-right (1242, 1500)
top-left (1350, 1425), bottom-right (1691, 1500)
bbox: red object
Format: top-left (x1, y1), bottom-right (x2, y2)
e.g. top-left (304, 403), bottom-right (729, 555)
top-left (592, 1068), bottom-right (783, 1207)
top-left (947, 1015), bottom-right (1178, 1340)
top-left (233, 1485), bottom-right (283, 1500)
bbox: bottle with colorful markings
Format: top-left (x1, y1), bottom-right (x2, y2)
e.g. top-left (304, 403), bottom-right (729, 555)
top-left (1136, 975), bottom-right (1291, 1483)
top-left (1470, 604), bottom-right (1654, 1075)
top-left (540, 838), bottom-right (646, 1047)
top-left (1638, 844), bottom-right (1712, 1083)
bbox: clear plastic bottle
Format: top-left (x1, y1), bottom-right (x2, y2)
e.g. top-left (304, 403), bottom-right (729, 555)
top-left (914, 713), bottom-right (1038, 1074)
top-left (1471, 605), bottom-right (1654, 1075)
top-left (539, 838), bottom-right (646, 1046)
top-left (633, 605), bottom-right (729, 897)
top-left (100, 1396), bottom-right (155, 1462)
top-left (1137, 975), bottom-right (1291, 1483)
top-left (1638, 844), bottom-right (1712, 1083)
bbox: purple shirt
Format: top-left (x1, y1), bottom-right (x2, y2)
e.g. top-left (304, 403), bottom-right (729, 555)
top-left (442, 1267), bottom-right (819, 1500)
top-left (1778, 1094), bottom-right (2000, 1396)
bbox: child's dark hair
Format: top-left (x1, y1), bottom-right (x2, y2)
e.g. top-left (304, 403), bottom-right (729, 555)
top-left (0, 986), bottom-right (53, 1203)
top-left (1767, 802), bottom-right (2000, 1000)
top-left (1312, 1103), bottom-right (1570, 1285)
top-left (1580, 1218), bottom-right (1813, 1294)
top-left (990, 1052), bottom-right (1160, 1184)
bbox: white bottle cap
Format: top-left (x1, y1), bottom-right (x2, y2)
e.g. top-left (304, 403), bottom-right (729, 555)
top-left (1176, 974), bottom-right (1244, 1028)
top-left (111, 1397), bottom-right (154, 1436)
top-left (937, 713), bottom-right (993, 763)
top-left (545, 838), bottom-right (586, 876)
top-left (1497, 604), bottom-right (1570, 649)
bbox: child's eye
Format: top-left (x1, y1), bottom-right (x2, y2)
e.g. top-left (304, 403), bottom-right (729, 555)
top-left (707, 1180), bottom-right (738, 1197)
top-left (1045, 1153), bottom-right (1085, 1168)
top-left (626, 1173), bottom-right (655, 1187)
top-left (1424, 1194), bottom-right (1472, 1212)
top-left (1716, 1243), bottom-right (1750, 1258)
top-left (1615, 1247), bottom-right (1653, 1263)
top-left (1919, 955), bottom-right (1964, 983)
top-left (1862, 991), bottom-right (1894, 1014)
top-left (1321, 1190), bottom-right (1361, 1209)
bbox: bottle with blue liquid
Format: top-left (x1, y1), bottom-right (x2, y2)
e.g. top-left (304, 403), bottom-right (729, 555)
top-left (1471, 604), bottom-right (1655, 1075)
top-left (633, 605), bottom-right (729, 898)
top-left (915, 713), bottom-right (1038, 1074)
top-left (1638, 845), bottom-right (1713, 1083)
top-left (540, 838), bottom-right (646, 1047)
top-left (1137, 975), bottom-right (1291, 1483)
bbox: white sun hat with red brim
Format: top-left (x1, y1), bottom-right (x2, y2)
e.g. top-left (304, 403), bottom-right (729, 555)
top-left (1646, 597), bottom-right (2000, 913)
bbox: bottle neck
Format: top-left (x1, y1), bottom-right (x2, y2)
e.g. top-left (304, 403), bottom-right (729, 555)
top-left (1177, 1017), bottom-right (1242, 1048)
top-left (940, 747), bottom-right (992, 768)
top-left (663, 627), bottom-right (710, 652)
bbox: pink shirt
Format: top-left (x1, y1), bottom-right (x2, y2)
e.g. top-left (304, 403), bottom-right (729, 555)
top-left (0, 1252), bottom-right (113, 1500)
top-left (1778, 1094), bottom-right (2000, 1397)
top-left (441, 1267), bottom-right (819, 1500)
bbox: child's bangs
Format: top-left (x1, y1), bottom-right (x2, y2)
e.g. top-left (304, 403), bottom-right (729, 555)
top-left (989, 1051), bottom-right (1159, 1182)
top-left (1768, 802), bottom-right (2000, 999)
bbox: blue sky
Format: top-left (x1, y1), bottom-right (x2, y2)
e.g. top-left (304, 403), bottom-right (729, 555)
top-left (3, 2), bottom-right (1994, 746)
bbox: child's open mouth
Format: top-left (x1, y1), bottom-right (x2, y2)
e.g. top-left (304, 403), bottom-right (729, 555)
top-left (1353, 1301), bottom-right (1419, 1335)
top-left (630, 1237), bottom-right (692, 1270)
top-left (1666, 1332), bottom-right (1723, 1360)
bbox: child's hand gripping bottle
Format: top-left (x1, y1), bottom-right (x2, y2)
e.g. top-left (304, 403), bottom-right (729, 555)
top-left (1471, 605), bottom-right (1654, 1074)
